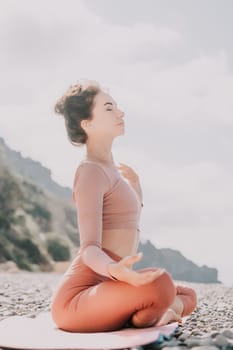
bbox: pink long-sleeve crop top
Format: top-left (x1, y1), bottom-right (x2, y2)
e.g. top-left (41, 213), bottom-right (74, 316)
top-left (71, 160), bottom-right (143, 279)
top-left (72, 160), bottom-right (142, 254)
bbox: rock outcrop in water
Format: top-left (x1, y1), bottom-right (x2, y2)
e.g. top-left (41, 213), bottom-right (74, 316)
top-left (135, 240), bottom-right (219, 283)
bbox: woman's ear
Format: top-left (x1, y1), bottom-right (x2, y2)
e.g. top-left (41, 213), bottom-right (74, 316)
top-left (81, 119), bottom-right (89, 131)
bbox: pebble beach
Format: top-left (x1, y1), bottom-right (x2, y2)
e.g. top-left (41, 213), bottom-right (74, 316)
top-left (0, 272), bottom-right (232, 350)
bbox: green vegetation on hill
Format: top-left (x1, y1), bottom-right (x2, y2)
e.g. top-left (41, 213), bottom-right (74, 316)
top-left (47, 239), bottom-right (71, 261)
top-left (0, 168), bottom-right (21, 230)
top-left (0, 168), bottom-right (51, 270)
top-left (0, 142), bottom-right (79, 272)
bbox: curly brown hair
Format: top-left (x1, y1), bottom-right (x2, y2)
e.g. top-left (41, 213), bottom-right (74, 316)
top-left (54, 80), bottom-right (101, 146)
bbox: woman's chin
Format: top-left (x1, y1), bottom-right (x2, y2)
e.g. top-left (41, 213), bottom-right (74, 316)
top-left (115, 130), bottom-right (125, 137)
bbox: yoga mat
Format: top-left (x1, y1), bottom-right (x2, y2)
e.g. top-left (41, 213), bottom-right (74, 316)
top-left (0, 312), bottom-right (181, 349)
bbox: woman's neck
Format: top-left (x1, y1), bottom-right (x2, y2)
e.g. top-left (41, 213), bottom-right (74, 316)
top-left (85, 139), bottom-right (114, 164)
top-left (84, 154), bottom-right (114, 164)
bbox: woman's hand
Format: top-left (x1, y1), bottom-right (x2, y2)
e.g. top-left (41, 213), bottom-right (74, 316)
top-left (117, 163), bottom-right (139, 185)
top-left (117, 163), bottom-right (143, 203)
top-left (108, 252), bottom-right (165, 286)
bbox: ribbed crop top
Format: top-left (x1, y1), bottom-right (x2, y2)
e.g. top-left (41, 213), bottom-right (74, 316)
top-left (72, 160), bottom-right (142, 251)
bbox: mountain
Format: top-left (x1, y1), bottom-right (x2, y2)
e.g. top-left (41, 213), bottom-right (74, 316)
top-left (0, 137), bottom-right (71, 199)
top-left (0, 137), bottom-right (220, 283)
top-left (134, 240), bottom-right (219, 283)
top-left (0, 137), bottom-right (79, 272)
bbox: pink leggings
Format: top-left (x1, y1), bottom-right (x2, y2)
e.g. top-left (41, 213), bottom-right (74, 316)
top-left (50, 248), bottom-right (197, 332)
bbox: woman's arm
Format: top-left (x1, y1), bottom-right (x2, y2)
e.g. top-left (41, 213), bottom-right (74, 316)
top-left (73, 163), bottom-right (117, 279)
top-left (82, 245), bottom-right (117, 278)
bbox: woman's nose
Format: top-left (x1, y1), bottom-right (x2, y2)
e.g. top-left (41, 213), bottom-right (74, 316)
top-left (118, 109), bottom-right (124, 118)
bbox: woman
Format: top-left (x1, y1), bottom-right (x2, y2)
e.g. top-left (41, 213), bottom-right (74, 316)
top-left (50, 80), bottom-right (197, 332)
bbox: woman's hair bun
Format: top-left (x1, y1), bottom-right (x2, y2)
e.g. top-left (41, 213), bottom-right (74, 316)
top-left (53, 80), bottom-right (101, 146)
top-left (54, 80), bottom-right (100, 116)
top-left (54, 83), bottom-right (83, 115)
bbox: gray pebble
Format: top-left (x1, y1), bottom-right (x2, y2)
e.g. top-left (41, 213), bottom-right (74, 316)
top-left (191, 346), bottom-right (219, 350)
top-left (162, 347), bottom-right (184, 350)
top-left (178, 331), bottom-right (192, 341)
top-left (191, 330), bottom-right (204, 336)
top-left (210, 332), bottom-right (220, 338)
top-left (222, 329), bottom-right (233, 339)
top-left (185, 337), bottom-right (202, 348)
top-left (199, 337), bottom-right (215, 346)
top-left (213, 334), bottom-right (230, 347)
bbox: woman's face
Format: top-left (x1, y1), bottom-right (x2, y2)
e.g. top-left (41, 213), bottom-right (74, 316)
top-left (84, 91), bottom-right (125, 139)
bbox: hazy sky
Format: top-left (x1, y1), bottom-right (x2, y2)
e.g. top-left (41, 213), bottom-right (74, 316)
top-left (0, 0), bottom-right (232, 286)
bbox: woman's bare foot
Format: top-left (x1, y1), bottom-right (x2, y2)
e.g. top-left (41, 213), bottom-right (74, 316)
top-left (155, 308), bottom-right (183, 326)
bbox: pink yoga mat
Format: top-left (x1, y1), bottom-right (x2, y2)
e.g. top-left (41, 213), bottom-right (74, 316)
top-left (0, 312), bottom-right (181, 349)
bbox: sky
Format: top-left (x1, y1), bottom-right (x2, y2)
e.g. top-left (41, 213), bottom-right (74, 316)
top-left (0, 0), bottom-right (232, 286)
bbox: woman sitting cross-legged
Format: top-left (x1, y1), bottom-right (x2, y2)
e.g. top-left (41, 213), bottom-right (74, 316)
top-left (50, 80), bottom-right (197, 332)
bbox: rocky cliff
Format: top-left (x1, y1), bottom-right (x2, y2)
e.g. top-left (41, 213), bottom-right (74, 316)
top-left (134, 240), bottom-right (219, 283)
top-left (0, 137), bottom-right (71, 199)
top-left (0, 137), bottom-right (78, 272)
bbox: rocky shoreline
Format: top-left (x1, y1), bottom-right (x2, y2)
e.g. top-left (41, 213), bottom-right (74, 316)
top-left (0, 272), bottom-right (232, 349)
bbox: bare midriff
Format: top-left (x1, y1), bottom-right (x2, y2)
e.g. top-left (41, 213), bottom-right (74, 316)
top-left (102, 228), bottom-right (140, 258)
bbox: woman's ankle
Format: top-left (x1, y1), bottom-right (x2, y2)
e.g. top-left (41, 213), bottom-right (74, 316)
top-left (169, 295), bottom-right (184, 316)
top-left (131, 314), bottom-right (157, 328)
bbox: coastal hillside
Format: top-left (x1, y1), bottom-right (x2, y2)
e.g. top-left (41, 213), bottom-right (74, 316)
top-left (135, 240), bottom-right (219, 283)
top-left (0, 137), bottom-right (71, 199)
top-left (0, 137), bottom-right (78, 272)
top-left (0, 137), bottom-right (220, 283)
